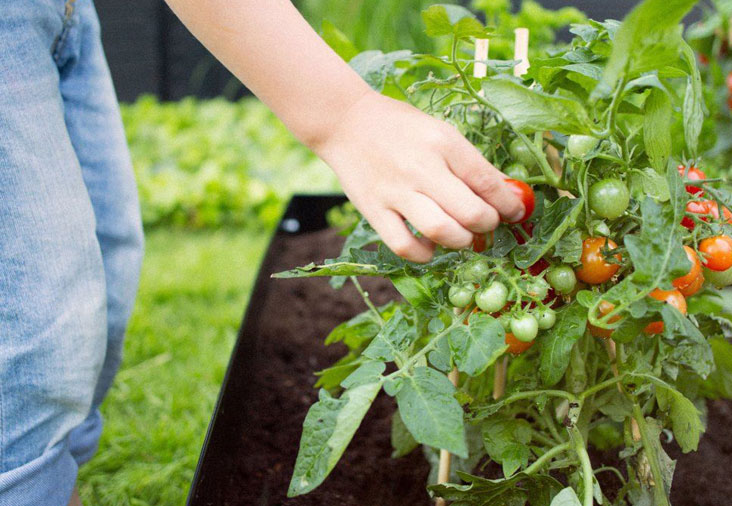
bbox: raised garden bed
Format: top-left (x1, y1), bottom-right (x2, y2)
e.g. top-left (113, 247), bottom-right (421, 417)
top-left (187, 195), bottom-right (732, 506)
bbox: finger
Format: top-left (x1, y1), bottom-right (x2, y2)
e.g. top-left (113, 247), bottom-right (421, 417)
top-left (419, 171), bottom-right (501, 234)
top-left (365, 208), bottom-right (434, 263)
top-left (398, 193), bottom-right (474, 250)
top-left (442, 130), bottom-right (525, 223)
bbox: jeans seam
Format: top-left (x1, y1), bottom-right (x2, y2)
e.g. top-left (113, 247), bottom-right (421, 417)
top-left (52, 0), bottom-right (77, 63)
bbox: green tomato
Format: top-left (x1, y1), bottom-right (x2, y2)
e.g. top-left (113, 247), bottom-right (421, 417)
top-left (448, 284), bottom-right (475, 308)
top-left (567, 135), bottom-right (599, 158)
top-left (503, 162), bottom-right (529, 181)
top-left (546, 265), bottom-right (577, 295)
top-left (526, 278), bottom-right (550, 300)
top-left (461, 259), bottom-right (491, 283)
top-left (509, 138), bottom-right (537, 167)
top-left (536, 307), bottom-right (557, 330)
top-left (703, 266), bottom-right (732, 287)
top-left (588, 178), bottom-right (630, 220)
top-left (475, 281), bottom-right (509, 313)
top-left (510, 313), bottom-right (539, 342)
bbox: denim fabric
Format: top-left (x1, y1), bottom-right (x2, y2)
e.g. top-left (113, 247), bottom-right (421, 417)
top-left (0, 1), bottom-right (143, 504)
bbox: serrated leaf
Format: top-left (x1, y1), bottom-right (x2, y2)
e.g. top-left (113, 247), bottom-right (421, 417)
top-left (363, 308), bottom-right (417, 362)
top-left (643, 89), bottom-right (672, 173)
top-left (391, 273), bottom-right (441, 312)
top-left (628, 168), bottom-right (670, 201)
top-left (481, 416), bottom-right (532, 477)
top-left (421, 4), bottom-right (487, 39)
top-left (395, 366), bottom-right (467, 457)
top-left (656, 386), bottom-right (703, 452)
top-left (288, 383), bottom-right (381, 496)
top-left (349, 50), bottom-right (412, 92)
top-left (554, 229), bottom-right (583, 264)
top-left (447, 312), bottom-right (508, 376)
top-left (540, 302), bottom-right (588, 386)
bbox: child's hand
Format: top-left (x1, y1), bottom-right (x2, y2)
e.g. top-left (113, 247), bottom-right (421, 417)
top-left (313, 91), bottom-right (525, 263)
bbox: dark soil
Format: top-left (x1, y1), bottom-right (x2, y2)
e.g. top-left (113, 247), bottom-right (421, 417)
top-left (208, 228), bottom-right (732, 506)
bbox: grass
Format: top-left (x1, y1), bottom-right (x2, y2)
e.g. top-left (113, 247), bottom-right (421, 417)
top-left (77, 228), bottom-right (270, 505)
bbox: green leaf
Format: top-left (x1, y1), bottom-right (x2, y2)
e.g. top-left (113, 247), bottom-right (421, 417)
top-left (491, 225), bottom-right (518, 257)
top-left (681, 42), bottom-right (703, 157)
top-left (349, 50), bottom-right (412, 92)
top-left (447, 312), bottom-right (508, 376)
top-left (421, 4), bottom-right (487, 39)
top-left (553, 229), bottom-right (583, 264)
top-left (481, 77), bottom-right (591, 134)
top-left (513, 197), bottom-right (584, 269)
top-left (314, 353), bottom-right (361, 390)
top-left (481, 416), bottom-right (532, 477)
top-left (272, 261), bottom-right (383, 279)
top-left (643, 89), bottom-right (672, 173)
top-left (341, 361), bottom-right (386, 389)
top-left (655, 386), bottom-right (703, 453)
top-left (363, 308), bottom-right (417, 362)
top-left (320, 20), bottom-right (358, 62)
top-left (395, 366), bottom-right (467, 457)
top-left (550, 487), bottom-right (582, 506)
top-left (628, 168), bottom-right (670, 201)
top-left (661, 304), bottom-right (714, 378)
top-left (539, 302), bottom-right (588, 386)
top-left (391, 273), bottom-right (442, 312)
top-left (390, 410), bottom-right (418, 458)
top-left (702, 337), bottom-right (732, 398)
top-left (324, 307), bottom-right (383, 347)
top-left (288, 382), bottom-right (381, 496)
top-left (593, 0), bottom-right (697, 98)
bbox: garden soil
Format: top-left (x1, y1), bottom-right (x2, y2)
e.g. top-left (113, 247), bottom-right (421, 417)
top-left (219, 228), bottom-right (732, 506)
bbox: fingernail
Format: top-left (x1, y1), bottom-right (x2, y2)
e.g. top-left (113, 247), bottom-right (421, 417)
top-left (508, 205), bottom-right (525, 223)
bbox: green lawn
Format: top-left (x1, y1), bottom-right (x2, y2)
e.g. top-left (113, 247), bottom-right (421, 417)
top-left (78, 228), bottom-right (270, 505)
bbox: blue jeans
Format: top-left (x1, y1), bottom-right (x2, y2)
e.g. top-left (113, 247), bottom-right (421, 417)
top-left (0, 1), bottom-right (143, 504)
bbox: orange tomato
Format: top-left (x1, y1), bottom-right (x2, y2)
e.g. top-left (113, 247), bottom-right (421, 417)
top-left (699, 235), bottom-right (732, 272)
top-left (679, 272), bottom-right (704, 297)
top-left (505, 332), bottom-right (534, 355)
top-left (643, 288), bottom-right (687, 335)
top-left (576, 237), bottom-right (621, 285)
top-left (672, 246), bottom-right (702, 291)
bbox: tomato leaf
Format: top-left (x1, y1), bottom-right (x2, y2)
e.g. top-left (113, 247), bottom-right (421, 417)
top-left (430, 471), bottom-right (562, 505)
top-left (349, 50), bottom-right (413, 92)
top-left (553, 229), bottom-right (583, 264)
top-left (513, 197), bottom-right (584, 269)
top-left (643, 89), bottom-right (672, 173)
top-left (656, 385), bottom-right (704, 453)
top-left (395, 366), bottom-right (468, 458)
top-left (447, 312), bottom-right (508, 377)
top-left (363, 308), bottom-right (417, 362)
top-left (661, 305), bottom-right (714, 379)
top-left (550, 487), bottom-right (582, 506)
top-left (480, 416), bottom-right (533, 478)
top-left (481, 77), bottom-right (592, 134)
top-left (421, 4), bottom-right (488, 39)
top-left (390, 410), bottom-right (418, 458)
top-left (288, 382), bottom-right (382, 496)
top-left (320, 20), bottom-right (359, 62)
top-left (539, 302), bottom-right (588, 387)
top-left (391, 274), bottom-right (442, 313)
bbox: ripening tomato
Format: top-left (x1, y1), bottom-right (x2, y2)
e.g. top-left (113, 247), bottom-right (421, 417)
top-left (704, 265), bottom-right (732, 287)
top-left (505, 332), bottom-right (534, 355)
top-left (681, 200), bottom-right (715, 230)
top-left (673, 246), bottom-right (703, 291)
top-left (588, 300), bottom-right (620, 339)
top-left (699, 235), bottom-right (732, 271)
top-left (576, 237), bottom-right (621, 284)
top-left (643, 288), bottom-right (687, 335)
top-left (503, 179), bottom-right (535, 224)
top-left (677, 165), bottom-right (706, 196)
top-left (679, 272), bottom-right (705, 297)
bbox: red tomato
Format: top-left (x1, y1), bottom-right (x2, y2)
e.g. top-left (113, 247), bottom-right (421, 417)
top-left (677, 165), bottom-right (706, 196)
top-left (644, 289), bottom-right (687, 335)
top-left (503, 179), bottom-right (535, 224)
top-left (472, 232), bottom-right (489, 252)
top-left (699, 53), bottom-right (709, 65)
top-left (699, 235), bottom-right (732, 271)
top-left (673, 246), bottom-right (702, 290)
top-left (576, 237), bottom-right (621, 285)
top-left (505, 332), bottom-right (534, 355)
top-left (589, 300), bottom-right (620, 339)
top-left (728, 94), bottom-right (732, 111)
top-left (682, 200), bottom-right (715, 230)
top-left (679, 272), bottom-right (704, 297)
top-left (727, 71), bottom-right (732, 93)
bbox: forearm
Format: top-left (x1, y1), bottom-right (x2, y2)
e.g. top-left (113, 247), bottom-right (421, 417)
top-left (165, 0), bottom-right (371, 150)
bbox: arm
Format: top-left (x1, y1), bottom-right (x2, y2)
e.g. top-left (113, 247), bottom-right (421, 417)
top-left (165, 0), bottom-right (525, 262)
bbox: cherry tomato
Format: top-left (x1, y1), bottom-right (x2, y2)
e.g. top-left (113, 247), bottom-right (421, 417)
top-left (511, 313), bottom-right (539, 342)
top-left (509, 138), bottom-right (537, 167)
top-left (503, 162), bottom-right (529, 181)
top-left (546, 265), bottom-right (577, 295)
top-left (588, 300), bottom-right (620, 339)
top-left (643, 288), bottom-right (687, 335)
top-left (588, 179), bottom-right (630, 220)
top-left (505, 332), bottom-right (534, 355)
top-left (727, 71), bottom-right (732, 93)
top-left (536, 307), bottom-right (556, 330)
top-left (461, 259), bottom-right (491, 283)
top-left (472, 232), bottom-right (494, 253)
top-left (699, 235), bottom-right (732, 271)
top-left (681, 200), bottom-right (715, 230)
top-left (673, 246), bottom-right (702, 291)
top-left (503, 179), bottom-right (535, 224)
top-left (448, 284), bottom-right (475, 308)
top-left (679, 272), bottom-right (705, 296)
top-left (526, 279), bottom-right (550, 300)
top-left (703, 265), bottom-right (732, 287)
top-left (677, 165), bottom-right (706, 196)
top-left (728, 94), bottom-right (732, 111)
top-left (567, 135), bottom-right (598, 158)
top-left (475, 281), bottom-right (509, 313)
top-left (576, 237), bottom-right (621, 285)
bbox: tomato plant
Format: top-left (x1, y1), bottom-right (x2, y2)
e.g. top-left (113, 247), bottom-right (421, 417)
top-left (276, 2), bottom-right (732, 505)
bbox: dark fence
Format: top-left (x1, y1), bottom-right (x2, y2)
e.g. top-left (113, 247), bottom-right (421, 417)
top-left (96, 1), bottom-right (699, 103)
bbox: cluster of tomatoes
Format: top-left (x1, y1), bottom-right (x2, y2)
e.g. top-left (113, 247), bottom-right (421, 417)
top-left (449, 152), bottom-right (732, 354)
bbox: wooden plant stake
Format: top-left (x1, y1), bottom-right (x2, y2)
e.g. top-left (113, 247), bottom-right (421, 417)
top-left (434, 38), bottom-right (490, 506)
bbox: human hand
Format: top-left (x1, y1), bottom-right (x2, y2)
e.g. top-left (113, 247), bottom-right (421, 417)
top-left (312, 91), bottom-right (526, 263)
